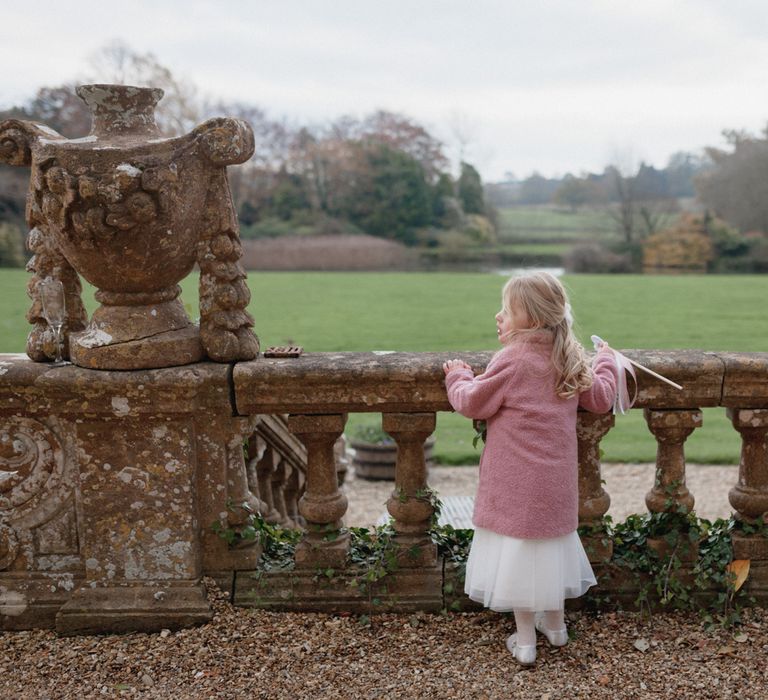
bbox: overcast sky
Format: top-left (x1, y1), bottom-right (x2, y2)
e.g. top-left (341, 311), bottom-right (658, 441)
top-left (4, 0), bottom-right (768, 181)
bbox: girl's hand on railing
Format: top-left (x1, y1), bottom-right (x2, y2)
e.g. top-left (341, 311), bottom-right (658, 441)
top-left (596, 341), bottom-right (612, 355)
top-left (443, 359), bottom-right (472, 375)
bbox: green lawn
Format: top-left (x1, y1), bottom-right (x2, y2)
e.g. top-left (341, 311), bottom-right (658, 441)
top-left (2, 269), bottom-right (764, 464)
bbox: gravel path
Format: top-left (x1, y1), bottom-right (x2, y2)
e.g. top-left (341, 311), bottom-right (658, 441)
top-left (2, 462), bottom-right (759, 699)
top-left (1, 581), bottom-right (766, 699)
top-left (344, 463), bottom-right (739, 527)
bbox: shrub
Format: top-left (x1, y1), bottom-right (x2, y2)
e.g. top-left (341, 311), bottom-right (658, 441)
top-left (642, 214), bottom-right (714, 272)
top-left (565, 243), bottom-right (634, 273)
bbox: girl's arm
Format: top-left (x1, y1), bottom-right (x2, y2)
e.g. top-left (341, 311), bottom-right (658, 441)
top-left (443, 352), bottom-right (515, 419)
top-left (579, 349), bottom-right (619, 413)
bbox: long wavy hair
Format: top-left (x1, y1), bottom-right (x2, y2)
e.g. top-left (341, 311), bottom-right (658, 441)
top-left (502, 271), bottom-right (592, 398)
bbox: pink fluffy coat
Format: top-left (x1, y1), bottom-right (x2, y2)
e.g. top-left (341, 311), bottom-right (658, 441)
top-left (445, 331), bottom-right (618, 539)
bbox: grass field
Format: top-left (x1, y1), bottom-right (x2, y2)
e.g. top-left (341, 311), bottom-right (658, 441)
top-left (496, 205), bottom-right (615, 243)
top-left (2, 269), bottom-right (765, 465)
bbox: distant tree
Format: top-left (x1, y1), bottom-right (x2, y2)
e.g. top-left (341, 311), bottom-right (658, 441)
top-left (345, 144), bottom-right (432, 243)
top-left (457, 162), bottom-right (485, 214)
top-left (431, 172), bottom-right (456, 225)
top-left (20, 85), bottom-right (91, 138)
top-left (357, 110), bottom-right (449, 181)
top-left (634, 163), bottom-right (668, 200)
top-left (605, 165), bottom-right (637, 243)
top-left (666, 151), bottom-right (708, 198)
top-left (553, 175), bottom-right (599, 212)
top-left (696, 129), bottom-right (768, 233)
top-left (519, 173), bottom-right (559, 204)
top-left (83, 40), bottom-right (200, 136)
top-left (606, 164), bottom-right (676, 242)
top-left (271, 170), bottom-right (311, 220)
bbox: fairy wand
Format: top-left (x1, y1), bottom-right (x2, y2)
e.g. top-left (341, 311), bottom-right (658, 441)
top-left (590, 334), bottom-right (682, 415)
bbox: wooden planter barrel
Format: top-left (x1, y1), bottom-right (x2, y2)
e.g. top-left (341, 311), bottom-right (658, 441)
top-left (351, 437), bottom-right (435, 480)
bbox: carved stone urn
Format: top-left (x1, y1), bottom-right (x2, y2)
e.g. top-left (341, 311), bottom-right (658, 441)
top-left (0, 84), bottom-right (259, 369)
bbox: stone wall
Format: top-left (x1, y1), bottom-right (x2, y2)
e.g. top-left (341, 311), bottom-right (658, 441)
top-left (1, 349), bottom-right (767, 632)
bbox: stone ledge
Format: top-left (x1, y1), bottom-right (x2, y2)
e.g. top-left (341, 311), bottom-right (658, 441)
top-left (0, 355), bottom-right (232, 416)
top-left (234, 565), bottom-right (443, 614)
top-left (233, 349), bottom-right (734, 415)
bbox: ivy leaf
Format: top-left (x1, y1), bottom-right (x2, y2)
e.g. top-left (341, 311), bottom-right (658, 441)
top-left (726, 559), bottom-right (750, 591)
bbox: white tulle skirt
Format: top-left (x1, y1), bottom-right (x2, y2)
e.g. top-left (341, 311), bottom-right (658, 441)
top-left (464, 526), bottom-right (596, 612)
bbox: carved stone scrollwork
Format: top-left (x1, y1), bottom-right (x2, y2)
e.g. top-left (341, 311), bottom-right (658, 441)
top-left (0, 417), bottom-right (69, 570)
top-left (197, 170), bottom-right (259, 363)
top-left (0, 521), bottom-right (19, 571)
top-left (0, 417), bottom-right (66, 521)
top-left (25, 226), bottom-right (88, 362)
top-left (0, 119), bottom-right (54, 167)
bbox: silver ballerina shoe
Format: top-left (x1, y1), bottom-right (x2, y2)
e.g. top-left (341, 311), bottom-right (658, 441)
top-left (505, 633), bottom-right (536, 665)
top-left (534, 613), bottom-right (569, 647)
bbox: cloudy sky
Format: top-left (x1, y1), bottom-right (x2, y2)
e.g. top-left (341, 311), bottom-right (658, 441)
top-left (4, 0), bottom-right (768, 181)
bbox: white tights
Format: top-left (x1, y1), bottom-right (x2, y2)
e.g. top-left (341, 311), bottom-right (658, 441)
top-left (513, 608), bottom-right (565, 646)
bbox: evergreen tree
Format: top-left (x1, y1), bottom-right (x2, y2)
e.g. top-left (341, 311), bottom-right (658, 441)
top-left (457, 162), bottom-right (485, 214)
top-left (346, 144), bottom-right (432, 244)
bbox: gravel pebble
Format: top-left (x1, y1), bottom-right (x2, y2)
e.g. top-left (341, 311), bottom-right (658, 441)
top-left (1, 463), bottom-right (754, 699)
top-left (345, 463), bottom-right (738, 527)
top-left (1, 581), bottom-right (766, 699)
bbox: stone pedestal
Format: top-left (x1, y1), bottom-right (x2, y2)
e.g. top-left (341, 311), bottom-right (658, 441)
top-left (0, 358), bottom-right (245, 633)
top-left (55, 415), bottom-right (212, 633)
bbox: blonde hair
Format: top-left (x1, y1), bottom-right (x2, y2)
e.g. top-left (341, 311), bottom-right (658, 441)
top-left (502, 271), bottom-right (592, 398)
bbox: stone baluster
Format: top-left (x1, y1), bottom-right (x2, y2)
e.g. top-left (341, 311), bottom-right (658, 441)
top-left (577, 411), bottom-right (615, 561)
top-left (288, 414), bottom-right (349, 568)
top-left (254, 446), bottom-right (283, 524)
top-left (644, 409), bottom-right (701, 514)
top-left (283, 464), bottom-right (304, 527)
top-left (271, 457), bottom-right (293, 527)
top-left (727, 409), bottom-right (768, 523)
top-left (225, 417), bottom-right (263, 527)
top-left (383, 412), bottom-right (437, 567)
top-left (245, 433), bottom-right (267, 507)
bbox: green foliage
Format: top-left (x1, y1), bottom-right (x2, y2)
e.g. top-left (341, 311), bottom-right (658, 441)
top-left (431, 173), bottom-right (456, 226)
top-left (553, 175), bottom-right (602, 211)
top-left (582, 511), bottom-right (758, 627)
top-left (696, 130), bottom-right (768, 233)
top-left (347, 522), bottom-right (399, 594)
top-left (457, 162), bottom-right (485, 215)
top-left (346, 144), bottom-right (432, 244)
top-left (211, 500), bottom-right (301, 571)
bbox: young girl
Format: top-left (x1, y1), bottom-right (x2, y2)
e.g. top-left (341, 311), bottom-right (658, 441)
top-left (443, 271), bottom-right (618, 666)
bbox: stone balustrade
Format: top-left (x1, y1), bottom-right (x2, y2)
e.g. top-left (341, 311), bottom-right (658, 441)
top-left (2, 349), bottom-right (767, 631)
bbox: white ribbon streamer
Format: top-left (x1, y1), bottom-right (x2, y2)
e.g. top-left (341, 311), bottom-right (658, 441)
top-left (590, 334), bottom-right (683, 415)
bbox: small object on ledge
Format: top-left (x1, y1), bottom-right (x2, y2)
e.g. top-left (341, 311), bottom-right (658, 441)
top-left (264, 346), bottom-right (303, 358)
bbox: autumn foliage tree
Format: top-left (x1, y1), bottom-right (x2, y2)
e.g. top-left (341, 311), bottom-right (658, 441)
top-left (0, 42), bottom-right (494, 263)
top-left (642, 214), bottom-right (714, 272)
